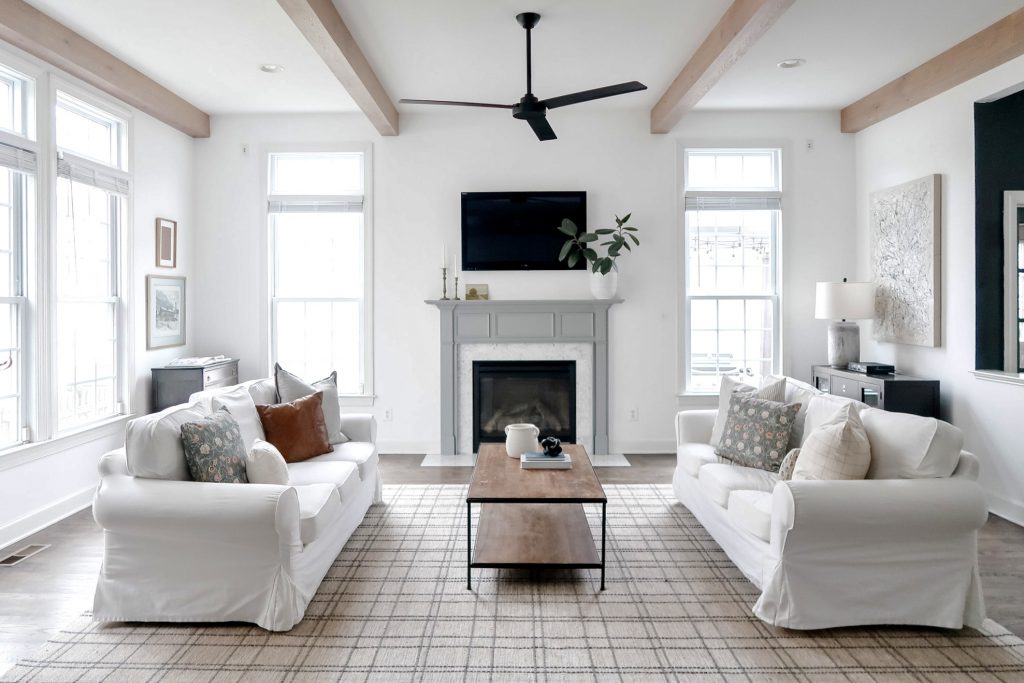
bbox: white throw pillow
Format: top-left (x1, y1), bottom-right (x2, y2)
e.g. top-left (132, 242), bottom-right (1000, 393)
top-left (709, 375), bottom-right (787, 447)
top-left (792, 402), bottom-right (871, 481)
top-left (245, 439), bottom-right (290, 485)
top-left (275, 364), bottom-right (349, 445)
top-left (126, 403), bottom-right (208, 480)
top-left (211, 385), bottom-right (265, 452)
top-left (783, 378), bottom-right (821, 450)
top-left (860, 408), bottom-right (963, 479)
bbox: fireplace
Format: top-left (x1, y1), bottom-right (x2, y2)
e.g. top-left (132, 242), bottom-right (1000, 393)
top-left (472, 360), bottom-right (576, 452)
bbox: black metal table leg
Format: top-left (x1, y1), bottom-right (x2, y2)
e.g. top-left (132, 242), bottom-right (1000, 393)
top-left (467, 501), bottom-right (472, 590)
top-left (600, 501), bottom-right (606, 591)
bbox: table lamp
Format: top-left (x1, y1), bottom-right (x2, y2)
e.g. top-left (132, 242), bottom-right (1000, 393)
top-left (815, 278), bottom-right (876, 367)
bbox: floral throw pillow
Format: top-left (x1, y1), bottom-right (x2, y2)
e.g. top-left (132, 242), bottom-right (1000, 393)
top-left (180, 409), bottom-right (248, 483)
top-left (715, 394), bottom-right (801, 472)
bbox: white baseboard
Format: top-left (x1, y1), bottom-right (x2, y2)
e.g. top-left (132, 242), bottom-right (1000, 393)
top-left (610, 440), bottom-right (675, 454)
top-left (0, 485), bottom-right (94, 552)
top-left (988, 491), bottom-right (1024, 527)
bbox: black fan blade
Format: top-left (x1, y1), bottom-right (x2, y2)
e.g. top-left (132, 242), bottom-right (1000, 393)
top-left (541, 81), bottom-right (647, 109)
top-left (527, 116), bottom-right (557, 141)
top-left (399, 99), bottom-right (513, 109)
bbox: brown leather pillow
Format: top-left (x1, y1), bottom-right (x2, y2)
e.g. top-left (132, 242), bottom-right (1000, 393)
top-left (256, 391), bottom-right (332, 463)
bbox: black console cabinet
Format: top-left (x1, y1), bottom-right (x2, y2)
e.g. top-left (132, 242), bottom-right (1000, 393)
top-left (151, 359), bottom-right (239, 412)
top-left (811, 365), bottom-right (940, 419)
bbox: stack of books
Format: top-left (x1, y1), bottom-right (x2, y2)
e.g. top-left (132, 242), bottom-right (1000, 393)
top-left (520, 451), bottom-right (572, 470)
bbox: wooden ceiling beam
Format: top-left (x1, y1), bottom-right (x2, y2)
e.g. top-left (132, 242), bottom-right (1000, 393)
top-left (841, 7), bottom-right (1024, 134)
top-left (0, 0), bottom-right (210, 138)
top-left (650, 0), bottom-right (795, 134)
top-left (277, 0), bottom-right (398, 136)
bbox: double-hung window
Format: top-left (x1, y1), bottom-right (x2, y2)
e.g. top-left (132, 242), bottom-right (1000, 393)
top-left (267, 150), bottom-right (370, 395)
top-left (0, 63), bottom-right (34, 448)
top-left (682, 148), bottom-right (782, 393)
top-left (53, 91), bottom-right (128, 430)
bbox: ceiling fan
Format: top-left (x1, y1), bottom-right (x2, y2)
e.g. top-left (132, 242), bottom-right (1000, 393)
top-left (399, 12), bottom-right (647, 141)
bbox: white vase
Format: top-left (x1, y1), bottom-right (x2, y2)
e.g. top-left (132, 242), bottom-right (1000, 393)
top-left (504, 423), bottom-right (540, 457)
top-left (589, 270), bottom-right (619, 299)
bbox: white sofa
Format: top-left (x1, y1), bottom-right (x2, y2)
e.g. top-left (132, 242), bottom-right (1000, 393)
top-left (92, 378), bottom-right (381, 631)
top-left (673, 379), bottom-right (989, 630)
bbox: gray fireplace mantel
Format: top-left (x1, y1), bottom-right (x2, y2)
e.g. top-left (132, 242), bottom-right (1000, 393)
top-left (427, 299), bottom-right (622, 455)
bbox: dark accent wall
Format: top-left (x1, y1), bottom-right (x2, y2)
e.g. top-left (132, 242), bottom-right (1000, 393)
top-left (974, 89), bottom-right (1024, 369)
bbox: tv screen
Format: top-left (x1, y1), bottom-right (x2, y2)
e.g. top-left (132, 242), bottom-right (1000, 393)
top-left (461, 191), bottom-right (587, 270)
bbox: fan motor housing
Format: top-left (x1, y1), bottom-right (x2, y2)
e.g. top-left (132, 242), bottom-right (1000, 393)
top-left (512, 94), bottom-right (546, 120)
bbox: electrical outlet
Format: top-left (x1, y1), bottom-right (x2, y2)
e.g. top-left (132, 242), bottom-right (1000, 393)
top-left (628, 408), bottom-right (639, 422)
top-left (241, 143), bottom-right (250, 155)
top-left (383, 408), bottom-right (393, 421)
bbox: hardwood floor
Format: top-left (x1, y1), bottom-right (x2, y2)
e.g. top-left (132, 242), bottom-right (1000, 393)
top-left (2, 452), bottom-right (1023, 674)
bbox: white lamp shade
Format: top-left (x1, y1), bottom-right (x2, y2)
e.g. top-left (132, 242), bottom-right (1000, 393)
top-left (815, 281), bottom-right (876, 320)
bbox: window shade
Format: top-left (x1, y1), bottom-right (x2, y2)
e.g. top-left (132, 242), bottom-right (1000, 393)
top-left (0, 142), bottom-right (36, 174)
top-left (684, 195), bottom-right (781, 211)
top-left (56, 153), bottom-right (129, 196)
top-left (267, 196), bottom-right (364, 213)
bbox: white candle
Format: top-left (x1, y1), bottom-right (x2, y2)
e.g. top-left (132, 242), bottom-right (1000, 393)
top-left (442, 243), bottom-right (447, 269)
top-left (454, 251), bottom-right (459, 273)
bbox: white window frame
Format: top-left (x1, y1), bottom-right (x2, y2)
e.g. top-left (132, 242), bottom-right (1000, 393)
top-left (262, 144), bottom-right (374, 405)
top-left (679, 146), bottom-right (784, 396)
top-left (0, 43), bottom-right (133, 461)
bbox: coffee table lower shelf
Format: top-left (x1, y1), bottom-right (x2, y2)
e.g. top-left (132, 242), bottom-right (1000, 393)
top-left (467, 502), bottom-right (605, 590)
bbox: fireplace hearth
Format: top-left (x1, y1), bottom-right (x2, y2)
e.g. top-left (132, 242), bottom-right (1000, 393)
top-left (472, 360), bottom-right (576, 452)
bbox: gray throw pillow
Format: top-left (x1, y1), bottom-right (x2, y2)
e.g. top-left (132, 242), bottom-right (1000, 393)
top-left (275, 363), bottom-right (349, 444)
top-left (715, 394), bottom-right (801, 472)
top-left (180, 409), bottom-right (248, 483)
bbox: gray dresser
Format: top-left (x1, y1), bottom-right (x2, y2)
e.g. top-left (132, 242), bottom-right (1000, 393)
top-left (151, 359), bottom-right (239, 412)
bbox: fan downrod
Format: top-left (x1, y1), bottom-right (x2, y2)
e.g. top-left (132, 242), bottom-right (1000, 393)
top-left (516, 12), bottom-right (540, 30)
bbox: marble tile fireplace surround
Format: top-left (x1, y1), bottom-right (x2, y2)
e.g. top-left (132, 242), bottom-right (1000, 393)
top-left (428, 299), bottom-right (621, 456)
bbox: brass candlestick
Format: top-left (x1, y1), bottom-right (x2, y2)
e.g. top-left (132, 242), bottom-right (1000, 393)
top-left (453, 273), bottom-right (460, 300)
top-left (441, 266), bottom-right (449, 300)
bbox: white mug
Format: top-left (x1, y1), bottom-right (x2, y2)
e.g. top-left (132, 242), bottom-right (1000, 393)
top-left (504, 423), bottom-right (540, 458)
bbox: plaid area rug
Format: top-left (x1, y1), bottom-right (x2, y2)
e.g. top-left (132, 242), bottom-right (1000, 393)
top-left (6, 484), bottom-right (1024, 682)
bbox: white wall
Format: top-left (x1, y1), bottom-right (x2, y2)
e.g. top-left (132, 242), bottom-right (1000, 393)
top-left (193, 108), bottom-right (854, 454)
top-left (0, 110), bottom-right (196, 548)
top-left (855, 54), bottom-right (1024, 525)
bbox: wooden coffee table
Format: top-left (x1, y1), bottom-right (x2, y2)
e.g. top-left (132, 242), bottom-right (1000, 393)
top-left (466, 443), bottom-right (607, 590)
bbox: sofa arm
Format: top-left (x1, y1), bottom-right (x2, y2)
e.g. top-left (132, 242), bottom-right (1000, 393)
top-left (94, 475), bottom-right (300, 546)
top-left (339, 412), bottom-right (376, 444)
top-left (772, 478), bottom-right (988, 547)
top-left (676, 409), bottom-right (716, 446)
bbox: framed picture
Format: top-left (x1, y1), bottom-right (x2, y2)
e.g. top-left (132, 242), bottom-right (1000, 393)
top-left (155, 217), bottom-right (177, 268)
top-left (465, 283), bottom-right (489, 300)
top-left (147, 276), bottom-right (186, 349)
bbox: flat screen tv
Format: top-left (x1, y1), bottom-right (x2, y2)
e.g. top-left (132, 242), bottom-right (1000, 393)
top-left (461, 191), bottom-right (586, 270)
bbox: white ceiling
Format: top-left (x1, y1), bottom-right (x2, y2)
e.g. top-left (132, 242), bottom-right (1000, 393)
top-left (17, 0), bottom-right (1024, 116)
top-left (24, 0), bottom-right (358, 114)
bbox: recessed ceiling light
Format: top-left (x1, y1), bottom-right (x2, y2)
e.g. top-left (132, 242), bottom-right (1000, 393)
top-left (777, 58), bottom-right (805, 69)
top-left (259, 64), bottom-right (284, 73)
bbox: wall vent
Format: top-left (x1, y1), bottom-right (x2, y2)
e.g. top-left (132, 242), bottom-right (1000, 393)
top-left (0, 544), bottom-right (49, 566)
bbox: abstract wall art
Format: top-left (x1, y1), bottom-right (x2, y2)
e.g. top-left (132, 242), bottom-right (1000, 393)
top-left (870, 174), bottom-right (941, 347)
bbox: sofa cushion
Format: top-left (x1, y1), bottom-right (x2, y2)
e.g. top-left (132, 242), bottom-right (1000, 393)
top-left (295, 483), bottom-right (341, 545)
top-left (313, 441), bottom-right (378, 482)
top-left (211, 385), bottom-right (265, 451)
top-left (287, 460), bottom-right (361, 503)
top-left (180, 409), bottom-right (249, 484)
top-left (256, 392), bottom-right (332, 463)
top-left (784, 378), bottom-right (821, 450)
top-left (860, 408), bottom-right (963, 479)
top-left (126, 403), bottom-right (207, 480)
top-left (698, 463), bottom-right (779, 508)
top-left (716, 394), bottom-right (801, 472)
top-left (801, 394), bottom-right (862, 445)
top-left (245, 378), bottom-right (277, 405)
top-left (677, 442), bottom-right (719, 478)
top-left (727, 490), bottom-right (773, 542)
top-left (245, 439), bottom-right (290, 485)
top-left (777, 448), bottom-right (800, 481)
top-left (793, 402), bottom-right (871, 481)
top-left (710, 375), bottom-right (786, 447)
top-left (275, 364), bottom-right (349, 445)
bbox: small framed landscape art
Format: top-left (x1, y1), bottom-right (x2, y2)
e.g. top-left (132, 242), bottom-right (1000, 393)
top-left (155, 217), bottom-right (177, 268)
top-left (465, 283), bottom-right (489, 300)
top-left (147, 275), bottom-right (186, 349)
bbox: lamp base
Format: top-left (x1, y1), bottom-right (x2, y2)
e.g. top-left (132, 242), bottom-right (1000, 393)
top-left (827, 321), bottom-right (860, 367)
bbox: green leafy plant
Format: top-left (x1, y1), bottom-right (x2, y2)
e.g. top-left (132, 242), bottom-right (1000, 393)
top-left (557, 213), bottom-right (640, 275)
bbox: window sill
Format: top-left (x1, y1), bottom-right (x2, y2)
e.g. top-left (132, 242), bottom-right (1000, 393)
top-left (970, 369), bottom-right (1024, 387)
top-left (0, 414), bottom-right (132, 473)
top-left (339, 394), bottom-right (376, 407)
